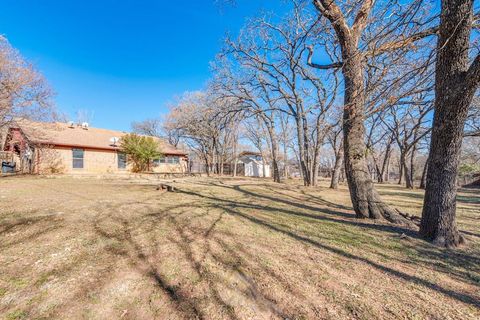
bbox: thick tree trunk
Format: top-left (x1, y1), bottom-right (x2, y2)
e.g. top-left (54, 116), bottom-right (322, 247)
top-left (420, 0), bottom-right (479, 247)
top-left (341, 47), bottom-right (410, 225)
top-left (330, 146), bottom-right (343, 189)
top-left (310, 0), bottom-right (413, 225)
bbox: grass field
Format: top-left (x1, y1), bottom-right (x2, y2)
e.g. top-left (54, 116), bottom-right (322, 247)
top-left (0, 176), bottom-right (479, 319)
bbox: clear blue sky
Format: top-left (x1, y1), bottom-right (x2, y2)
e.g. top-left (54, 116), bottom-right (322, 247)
top-left (0, 0), bottom-right (286, 131)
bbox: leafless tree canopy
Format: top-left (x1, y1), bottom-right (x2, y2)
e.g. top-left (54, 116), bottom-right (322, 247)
top-left (0, 36), bottom-right (54, 128)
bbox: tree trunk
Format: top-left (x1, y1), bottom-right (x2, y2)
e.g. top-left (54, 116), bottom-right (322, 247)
top-left (410, 140), bottom-right (418, 186)
top-left (402, 152), bottom-right (414, 189)
top-left (371, 152), bottom-right (382, 183)
top-left (419, 159), bottom-right (428, 189)
top-left (398, 151), bottom-right (404, 185)
top-left (295, 117), bottom-right (311, 186)
top-left (385, 154), bottom-right (391, 182)
top-left (232, 132), bottom-right (238, 177)
top-left (420, 0), bottom-right (478, 247)
top-left (204, 155), bottom-right (210, 177)
top-left (271, 158), bottom-right (280, 181)
top-left (330, 146), bottom-right (343, 189)
top-left (283, 143), bottom-right (289, 179)
top-left (302, 114), bottom-right (313, 186)
top-left (341, 46), bottom-right (410, 224)
top-left (404, 159), bottom-right (413, 189)
top-left (266, 124), bottom-right (281, 183)
top-left (379, 138), bottom-right (393, 183)
top-left (219, 157), bottom-right (224, 176)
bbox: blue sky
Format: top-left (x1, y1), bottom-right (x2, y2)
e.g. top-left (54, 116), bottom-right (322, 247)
top-left (0, 0), bottom-right (286, 131)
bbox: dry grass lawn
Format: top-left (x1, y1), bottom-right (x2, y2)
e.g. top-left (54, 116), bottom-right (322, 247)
top-left (0, 175), bottom-right (479, 319)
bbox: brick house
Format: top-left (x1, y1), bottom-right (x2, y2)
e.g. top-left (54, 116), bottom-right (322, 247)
top-left (2, 120), bottom-right (188, 174)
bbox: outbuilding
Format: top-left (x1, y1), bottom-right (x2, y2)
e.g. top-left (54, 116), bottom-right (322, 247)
top-left (237, 151), bottom-right (271, 178)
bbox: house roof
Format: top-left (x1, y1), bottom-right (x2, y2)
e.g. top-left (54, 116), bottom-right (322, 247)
top-left (238, 151), bottom-right (262, 157)
top-left (11, 120), bottom-right (187, 156)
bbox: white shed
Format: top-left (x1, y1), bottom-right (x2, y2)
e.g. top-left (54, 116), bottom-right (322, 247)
top-left (237, 152), bottom-right (271, 178)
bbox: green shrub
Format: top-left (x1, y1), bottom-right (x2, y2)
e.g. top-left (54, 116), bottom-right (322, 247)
top-left (120, 133), bottom-right (162, 172)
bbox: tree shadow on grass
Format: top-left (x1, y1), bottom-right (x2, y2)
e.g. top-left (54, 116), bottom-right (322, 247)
top-left (176, 184), bottom-right (480, 309)
top-left (0, 212), bottom-right (52, 235)
top-left (93, 213), bottom-right (206, 320)
top-left (0, 213), bottom-right (64, 249)
top-left (93, 202), bottom-right (292, 320)
top-left (201, 182), bottom-right (420, 238)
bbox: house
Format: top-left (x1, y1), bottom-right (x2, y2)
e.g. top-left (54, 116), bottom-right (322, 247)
top-left (2, 120), bottom-right (188, 174)
top-left (237, 151), bottom-right (271, 178)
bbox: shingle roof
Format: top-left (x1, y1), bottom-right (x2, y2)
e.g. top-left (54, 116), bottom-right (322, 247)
top-left (13, 120), bottom-right (186, 156)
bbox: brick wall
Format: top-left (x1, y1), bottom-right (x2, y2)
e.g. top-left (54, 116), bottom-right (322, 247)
top-left (37, 146), bottom-right (187, 174)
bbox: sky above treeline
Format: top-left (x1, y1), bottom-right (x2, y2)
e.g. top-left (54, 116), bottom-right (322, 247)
top-left (0, 0), bottom-right (289, 131)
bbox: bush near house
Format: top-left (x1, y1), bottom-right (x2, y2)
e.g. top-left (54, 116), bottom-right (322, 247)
top-left (120, 133), bottom-right (162, 172)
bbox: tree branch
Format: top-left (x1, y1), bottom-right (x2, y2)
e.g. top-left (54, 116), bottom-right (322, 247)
top-left (307, 46), bottom-right (343, 69)
top-left (365, 26), bottom-right (439, 58)
top-left (312, 0), bottom-right (351, 44)
top-left (466, 53), bottom-right (480, 92)
top-left (352, 0), bottom-right (374, 42)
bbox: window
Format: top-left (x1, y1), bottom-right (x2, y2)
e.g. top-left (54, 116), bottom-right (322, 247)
top-left (167, 156), bottom-right (180, 164)
top-left (72, 148), bottom-right (84, 169)
top-left (153, 157), bottom-right (165, 166)
top-left (118, 152), bottom-right (127, 169)
top-left (153, 156), bottom-right (179, 165)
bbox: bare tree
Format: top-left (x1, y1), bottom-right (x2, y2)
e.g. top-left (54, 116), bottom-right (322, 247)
top-left (327, 124), bottom-right (343, 189)
top-left (278, 112), bottom-right (294, 179)
top-left (165, 91), bottom-right (239, 176)
top-left (132, 116), bottom-right (183, 147)
top-left (309, 0), bottom-right (434, 224)
top-left (132, 118), bottom-right (162, 137)
top-left (420, 0), bottom-right (480, 247)
top-left (223, 3), bottom-right (339, 186)
top-left (0, 36), bottom-right (53, 129)
top-left (382, 103), bottom-right (433, 188)
top-left (212, 57), bottom-right (282, 182)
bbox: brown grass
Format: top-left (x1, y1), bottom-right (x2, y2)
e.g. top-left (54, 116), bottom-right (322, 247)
top-left (0, 175), bottom-right (479, 319)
